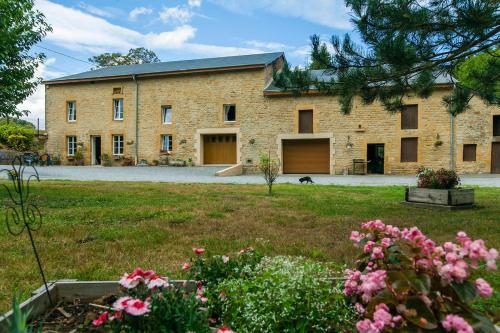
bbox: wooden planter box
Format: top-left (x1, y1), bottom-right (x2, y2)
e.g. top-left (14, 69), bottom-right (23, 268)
top-left (403, 187), bottom-right (474, 210)
top-left (0, 280), bottom-right (195, 331)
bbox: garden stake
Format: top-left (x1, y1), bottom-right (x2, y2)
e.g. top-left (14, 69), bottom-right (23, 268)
top-left (1, 156), bottom-right (53, 306)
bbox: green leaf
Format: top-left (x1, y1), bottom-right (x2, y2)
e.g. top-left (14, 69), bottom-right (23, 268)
top-left (451, 281), bottom-right (477, 304)
top-left (387, 271), bottom-right (411, 296)
top-left (403, 296), bottom-right (438, 329)
top-left (405, 271), bottom-right (431, 294)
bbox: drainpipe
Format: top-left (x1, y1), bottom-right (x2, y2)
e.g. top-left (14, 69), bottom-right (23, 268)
top-left (450, 113), bottom-right (455, 170)
top-left (133, 75), bottom-right (139, 165)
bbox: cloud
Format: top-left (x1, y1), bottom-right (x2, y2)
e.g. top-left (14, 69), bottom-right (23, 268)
top-left (245, 40), bottom-right (288, 50)
top-left (210, 0), bottom-right (351, 29)
top-left (188, 0), bottom-right (202, 7)
top-left (78, 2), bottom-right (113, 18)
top-left (159, 6), bottom-right (195, 25)
top-left (129, 6), bottom-right (153, 21)
top-left (19, 58), bottom-right (65, 128)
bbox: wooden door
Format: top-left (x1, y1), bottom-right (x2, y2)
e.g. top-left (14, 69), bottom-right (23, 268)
top-left (282, 139), bottom-right (330, 174)
top-left (299, 110), bottom-right (313, 133)
top-left (203, 134), bottom-right (237, 164)
top-left (492, 143), bottom-right (500, 174)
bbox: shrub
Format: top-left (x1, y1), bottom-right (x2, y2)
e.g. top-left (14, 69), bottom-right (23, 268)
top-left (0, 122), bottom-right (35, 151)
top-left (218, 256), bottom-right (358, 332)
top-left (93, 268), bottom-right (209, 333)
top-left (346, 220), bottom-right (497, 332)
top-left (259, 151), bottom-right (280, 195)
top-left (101, 153), bottom-right (112, 166)
top-left (416, 167), bottom-right (460, 189)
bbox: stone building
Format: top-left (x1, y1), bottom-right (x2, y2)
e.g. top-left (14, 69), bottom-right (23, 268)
top-left (44, 52), bottom-right (500, 174)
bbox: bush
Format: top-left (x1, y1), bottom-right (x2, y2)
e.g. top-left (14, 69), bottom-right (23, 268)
top-left (346, 220), bottom-right (497, 332)
top-left (416, 167), bottom-right (460, 189)
top-left (0, 122), bottom-right (35, 151)
top-left (218, 256), bottom-right (358, 332)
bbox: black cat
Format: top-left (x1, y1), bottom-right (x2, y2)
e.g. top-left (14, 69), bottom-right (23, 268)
top-left (299, 176), bottom-right (314, 184)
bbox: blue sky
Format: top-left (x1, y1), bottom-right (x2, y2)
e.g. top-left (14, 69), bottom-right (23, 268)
top-left (22, 0), bottom-right (354, 126)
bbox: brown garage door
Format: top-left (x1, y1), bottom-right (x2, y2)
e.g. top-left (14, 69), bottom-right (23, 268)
top-left (203, 134), bottom-right (237, 164)
top-left (492, 143), bottom-right (500, 174)
top-left (282, 139), bottom-right (330, 174)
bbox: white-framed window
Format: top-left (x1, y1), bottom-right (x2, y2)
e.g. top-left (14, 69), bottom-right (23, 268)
top-left (161, 135), bottom-right (173, 152)
top-left (67, 136), bottom-right (77, 156)
top-left (162, 106), bottom-right (172, 124)
top-left (67, 101), bottom-right (76, 122)
top-left (113, 99), bottom-right (123, 120)
top-left (113, 135), bottom-right (124, 155)
top-left (223, 104), bottom-right (236, 122)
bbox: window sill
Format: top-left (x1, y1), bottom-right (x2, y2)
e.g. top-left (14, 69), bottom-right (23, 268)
top-left (224, 121), bottom-right (237, 124)
top-left (160, 150), bottom-right (172, 155)
top-left (68, 120), bottom-right (76, 123)
top-left (114, 119), bottom-right (124, 121)
top-left (162, 122), bottom-right (173, 125)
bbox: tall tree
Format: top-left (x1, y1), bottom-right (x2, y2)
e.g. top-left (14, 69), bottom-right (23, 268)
top-left (308, 37), bottom-right (332, 70)
top-left (89, 47), bottom-right (160, 69)
top-left (274, 0), bottom-right (500, 115)
top-left (0, 0), bottom-right (51, 120)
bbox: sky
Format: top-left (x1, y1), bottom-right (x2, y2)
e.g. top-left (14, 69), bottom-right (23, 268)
top-left (21, 0), bottom-right (355, 128)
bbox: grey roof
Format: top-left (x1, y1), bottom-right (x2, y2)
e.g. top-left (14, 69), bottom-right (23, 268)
top-left (46, 52), bottom-right (284, 83)
top-left (264, 69), bottom-right (454, 93)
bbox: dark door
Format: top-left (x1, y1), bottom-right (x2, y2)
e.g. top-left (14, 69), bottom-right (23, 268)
top-left (94, 137), bottom-right (101, 165)
top-left (367, 144), bottom-right (384, 174)
top-left (492, 143), bottom-right (500, 174)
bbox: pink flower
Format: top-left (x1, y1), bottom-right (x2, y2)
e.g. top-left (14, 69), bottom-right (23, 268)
top-left (216, 326), bottom-right (235, 333)
top-left (356, 319), bottom-right (380, 333)
top-left (362, 220), bottom-right (386, 231)
top-left (119, 268), bottom-right (155, 289)
top-left (351, 231), bottom-right (366, 244)
top-left (358, 270), bottom-right (387, 302)
top-left (442, 314), bottom-right (473, 333)
top-left (113, 296), bottom-right (132, 310)
top-left (222, 255), bottom-right (229, 264)
top-left (92, 311), bottom-right (108, 326)
top-left (182, 262), bottom-right (191, 270)
top-left (364, 241), bottom-right (375, 254)
top-left (125, 299), bottom-right (150, 316)
top-left (147, 275), bottom-right (169, 289)
top-left (193, 247), bottom-right (206, 255)
top-left (371, 247), bottom-right (384, 260)
top-left (475, 278), bottom-right (493, 297)
top-left (373, 303), bottom-right (392, 326)
top-left (380, 238), bottom-right (391, 248)
top-left (355, 302), bottom-right (365, 314)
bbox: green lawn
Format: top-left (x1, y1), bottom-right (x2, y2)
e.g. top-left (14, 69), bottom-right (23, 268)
top-left (0, 181), bottom-right (499, 313)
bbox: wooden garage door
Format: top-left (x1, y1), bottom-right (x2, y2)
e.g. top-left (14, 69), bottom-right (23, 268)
top-left (492, 143), bottom-right (500, 174)
top-left (282, 139), bottom-right (330, 174)
top-left (203, 134), bottom-right (237, 164)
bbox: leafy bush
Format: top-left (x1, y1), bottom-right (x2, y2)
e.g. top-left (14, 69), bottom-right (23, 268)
top-left (218, 256), bottom-right (358, 332)
top-left (346, 220), bottom-right (497, 332)
top-left (101, 153), bottom-right (112, 166)
top-left (416, 167), bottom-right (460, 189)
top-left (93, 268), bottom-right (209, 333)
top-left (0, 122), bottom-right (35, 151)
top-left (7, 296), bottom-right (42, 333)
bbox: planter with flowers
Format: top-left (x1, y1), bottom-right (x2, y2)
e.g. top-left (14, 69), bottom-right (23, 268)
top-left (404, 167), bottom-right (474, 209)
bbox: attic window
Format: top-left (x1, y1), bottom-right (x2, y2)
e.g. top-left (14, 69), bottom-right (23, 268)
top-left (224, 104), bottom-right (236, 122)
top-left (113, 87), bottom-right (122, 94)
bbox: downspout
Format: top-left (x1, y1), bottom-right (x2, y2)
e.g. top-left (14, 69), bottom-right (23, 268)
top-left (450, 113), bottom-right (455, 170)
top-left (133, 75), bottom-right (139, 165)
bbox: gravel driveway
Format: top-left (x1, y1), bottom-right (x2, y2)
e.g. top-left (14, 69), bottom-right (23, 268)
top-left (1, 165), bottom-right (499, 187)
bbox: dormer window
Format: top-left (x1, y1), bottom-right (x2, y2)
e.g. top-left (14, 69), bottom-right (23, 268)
top-left (224, 104), bottom-right (236, 122)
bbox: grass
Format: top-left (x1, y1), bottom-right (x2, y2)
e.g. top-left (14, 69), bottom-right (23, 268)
top-left (0, 181), bottom-right (499, 313)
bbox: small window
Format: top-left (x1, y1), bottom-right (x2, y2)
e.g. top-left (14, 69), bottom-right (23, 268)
top-left (67, 101), bottom-right (76, 122)
top-left (67, 136), bottom-right (77, 156)
top-left (494, 115), bottom-right (500, 136)
top-left (161, 135), bottom-right (173, 151)
top-left (299, 110), bottom-right (313, 133)
top-left (401, 137), bottom-right (418, 162)
top-left (463, 144), bottom-right (477, 162)
top-left (113, 135), bottom-right (124, 155)
top-left (224, 104), bottom-right (236, 122)
top-left (162, 106), bottom-right (172, 124)
top-left (401, 105), bottom-right (418, 130)
top-left (113, 99), bottom-right (123, 120)
top-left (113, 87), bottom-right (122, 94)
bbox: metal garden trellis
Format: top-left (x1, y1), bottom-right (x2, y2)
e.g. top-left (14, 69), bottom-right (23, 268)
top-left (1, 156), bottom-right (53, 306)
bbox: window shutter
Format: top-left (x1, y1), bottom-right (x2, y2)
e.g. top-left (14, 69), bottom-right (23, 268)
top-left (463, 144), bottom-right (477, 161)
top-left (299, 110), bottom-right (313, 133)
top-left (401, 105), bottom-right (418, 130)
top-left (401, 138), bottom-right (418, 162)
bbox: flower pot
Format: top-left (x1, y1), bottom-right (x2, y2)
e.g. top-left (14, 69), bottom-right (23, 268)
top-left (403, 187), bottom-right (474, 210)
top-left (0, 280), bottom-right (195, 332)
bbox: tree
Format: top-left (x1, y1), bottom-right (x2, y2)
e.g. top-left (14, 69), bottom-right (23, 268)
top-left (259, 150), bottom-right (280, 196)
top-left (308, 38), bottom-right (332, 70)
top-left (274, 0), bottom-right (500, 116)
top-left (89, 47), bottom-right (160, 69)
top-left (0, 0), bottom-right (51, 120)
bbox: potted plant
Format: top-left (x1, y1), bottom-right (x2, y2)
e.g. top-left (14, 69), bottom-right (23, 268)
top-left (73, 150), bottom-right (84, 166)
top-left (404, 167), bottom-right (474, 209)
top-left (101, 154), bottom-right (112, 167)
